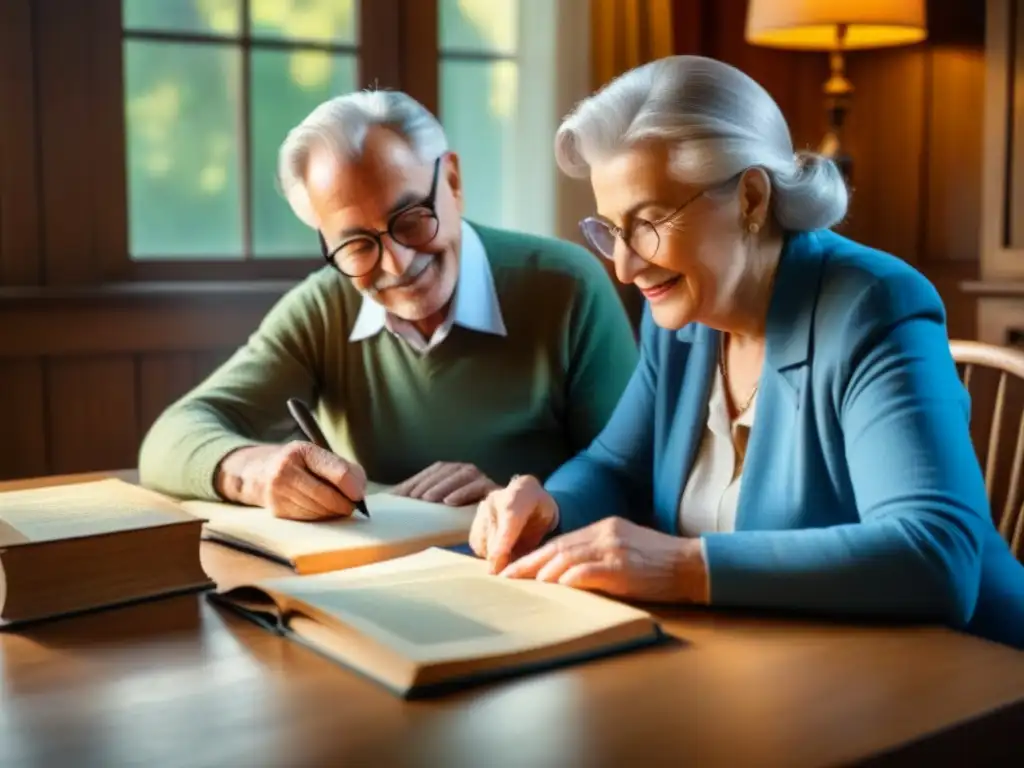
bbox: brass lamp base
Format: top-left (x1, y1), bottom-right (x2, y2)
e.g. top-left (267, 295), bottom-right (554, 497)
top-left (820, 27), bottom-right (854, 182)
top-left (820, 120), bottom-right (853, 182)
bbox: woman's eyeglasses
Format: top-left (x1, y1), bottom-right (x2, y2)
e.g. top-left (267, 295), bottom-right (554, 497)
top-left (579, 174), bottom-right (742, 262)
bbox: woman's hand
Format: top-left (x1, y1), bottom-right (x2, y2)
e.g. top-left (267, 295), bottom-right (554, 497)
top-left (469, 475), bottom-right (559, 573)
top-left (500, 516), bottom-right (710, 604)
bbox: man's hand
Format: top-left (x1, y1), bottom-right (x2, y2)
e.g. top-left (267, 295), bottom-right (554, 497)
top-left (215, 442), bottom-right (367, 522)
top-left (500, 516), bottom-right (709, 604)
top-left (391, 461), bottom-right (500, 506)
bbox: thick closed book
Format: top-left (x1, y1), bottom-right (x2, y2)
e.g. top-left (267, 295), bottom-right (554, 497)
top-left (0, 479), bottom-right (212, 627)
top-left (209, 547), bottom-right (665, 699)
top-left (181, 487), bottom-right (476, 574)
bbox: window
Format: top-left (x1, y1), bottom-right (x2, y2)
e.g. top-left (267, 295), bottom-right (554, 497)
top-left (437, 0), bottom-right (591, 240)
top-left (121, 0), bottom-right (358, 261)
top-left (437, 0), bottom-right (518, 231)
top-left (115, 0), bottom-right (591, 273)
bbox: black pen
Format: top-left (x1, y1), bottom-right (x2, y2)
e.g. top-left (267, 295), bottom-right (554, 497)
top-left (286, 397), bottom-right (370, 518)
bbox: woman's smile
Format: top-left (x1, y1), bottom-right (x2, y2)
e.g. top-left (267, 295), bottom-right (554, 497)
top-left (639, 275), bottom-right (681, 301)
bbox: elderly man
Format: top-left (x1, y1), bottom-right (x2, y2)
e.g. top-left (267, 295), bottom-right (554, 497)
top-left (138, 90), bottom-right (637, 521)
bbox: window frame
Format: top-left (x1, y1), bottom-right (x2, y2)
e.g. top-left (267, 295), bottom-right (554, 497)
top-left (116, 0), bottom-right (420, 280)
top-left (2, 0), bottom-right (589, 289)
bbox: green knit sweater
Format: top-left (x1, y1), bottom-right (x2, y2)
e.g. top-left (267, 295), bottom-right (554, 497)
top-left (138, 223), bottom-right (639, 500)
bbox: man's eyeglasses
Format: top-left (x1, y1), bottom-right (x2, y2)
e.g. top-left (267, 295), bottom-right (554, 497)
top-left (319, 156), bottom-right (442, 278)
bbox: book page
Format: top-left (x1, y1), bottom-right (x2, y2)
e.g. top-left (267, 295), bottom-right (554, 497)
top-left (0, 479), bottom-right (198, 546)
top-left (182, 493), bottom-right (475, 561)
top-left (249, 548), bottom-right (655, 665)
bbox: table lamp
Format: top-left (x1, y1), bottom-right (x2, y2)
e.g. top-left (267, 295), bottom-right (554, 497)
top-left (745, 0), bottom-right (927, 178)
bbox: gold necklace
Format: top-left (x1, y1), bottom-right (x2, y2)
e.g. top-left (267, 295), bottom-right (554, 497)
top-left (719, 333), bottom-right (758, 417)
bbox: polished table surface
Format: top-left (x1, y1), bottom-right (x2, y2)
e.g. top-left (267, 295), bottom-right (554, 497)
top-left (1, 472), bottom-right (1023, 767)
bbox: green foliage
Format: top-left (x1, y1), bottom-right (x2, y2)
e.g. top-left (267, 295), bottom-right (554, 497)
top-left (122, 0), bottom-right (517, 259)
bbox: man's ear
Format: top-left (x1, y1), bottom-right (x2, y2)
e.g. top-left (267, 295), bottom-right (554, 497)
top-left (444, 151), bottom-right (465, 212)
top-left (737, 167), bottom-right (771, 230)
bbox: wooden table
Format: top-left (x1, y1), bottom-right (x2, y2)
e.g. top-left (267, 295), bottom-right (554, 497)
top-left (1, 472), bottom-right (1022, 767)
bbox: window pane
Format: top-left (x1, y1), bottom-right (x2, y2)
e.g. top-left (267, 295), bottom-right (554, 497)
top-left (439, 0), bottom-right (517, 53)
top-left (250, 0), bottom-right (358, 45)
top-left (440, 60), bottom-right (518, 227)
top-left (122, 0), bottom-right (241, 36)
top-left (251, 50), bottom-right (358, 257)
top-left (124, 41), bottom-right (244, 258)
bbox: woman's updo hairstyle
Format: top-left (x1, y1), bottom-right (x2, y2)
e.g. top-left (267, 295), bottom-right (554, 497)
top-left (554, 55), bottom-right (848, 232)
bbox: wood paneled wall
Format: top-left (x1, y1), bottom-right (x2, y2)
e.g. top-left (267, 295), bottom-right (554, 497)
top-left (0, 289), bottom-right (283, 480)
top-left (1, 351), bottom-right (228, 480)
top-left (0, 0), bottom-right (289, 480)
top-left (672, 0), bottom-right (985, 340)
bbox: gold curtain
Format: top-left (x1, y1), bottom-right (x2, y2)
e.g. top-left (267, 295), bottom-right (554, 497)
top-left (588, 0), bottom-right (676, 332)
top-left (591, 0), bottom-right (675, 90)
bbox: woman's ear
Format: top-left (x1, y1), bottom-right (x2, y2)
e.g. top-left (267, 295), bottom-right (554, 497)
top-left (737, 167), bottom-right (771, 231)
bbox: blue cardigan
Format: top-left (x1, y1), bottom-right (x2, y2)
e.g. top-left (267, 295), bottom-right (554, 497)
top-left (547, 229), bottom-right (1024, 649)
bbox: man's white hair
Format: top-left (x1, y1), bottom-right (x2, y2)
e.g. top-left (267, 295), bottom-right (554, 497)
top-left (555, 55), bottom-right (848, 232)
top-left (277, 90), bottom-right (448, 228)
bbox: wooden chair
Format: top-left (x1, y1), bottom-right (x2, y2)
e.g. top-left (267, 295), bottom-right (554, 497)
top-left (950, 339), bottom-right (1024, 560)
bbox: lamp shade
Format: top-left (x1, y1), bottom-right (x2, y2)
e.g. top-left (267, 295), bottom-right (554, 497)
top-left (745, 0), bottom-right (927, 50)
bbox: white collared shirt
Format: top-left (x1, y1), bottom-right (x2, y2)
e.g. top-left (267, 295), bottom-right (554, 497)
top-left (348, 220), bottom-right (508, 353)
top-left (678, 361), bottom-right (757, 535)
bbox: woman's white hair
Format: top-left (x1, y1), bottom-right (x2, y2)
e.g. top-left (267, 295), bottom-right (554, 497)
top-left (277, 90), bottom-right (448, 228)
top-left (555, 55), bottom-right (848, 232)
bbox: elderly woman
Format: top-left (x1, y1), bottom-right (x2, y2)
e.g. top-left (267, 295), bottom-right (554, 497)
top-left (469, 55), bottom-right (1024, 649)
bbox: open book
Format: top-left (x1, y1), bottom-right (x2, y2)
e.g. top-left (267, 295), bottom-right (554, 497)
top-left (180, 485), bottom-right (476, 574)
top-left (0, 479), bottom-right (211, 627)
top-left (209, 547), bottom-right (665, 698)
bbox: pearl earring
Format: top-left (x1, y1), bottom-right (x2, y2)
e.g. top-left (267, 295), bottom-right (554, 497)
top-left (747, 221), bottom-right (760, 235)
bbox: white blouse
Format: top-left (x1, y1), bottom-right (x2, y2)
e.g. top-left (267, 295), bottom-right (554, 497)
top-left (678, 362), bottom-right (757, 535)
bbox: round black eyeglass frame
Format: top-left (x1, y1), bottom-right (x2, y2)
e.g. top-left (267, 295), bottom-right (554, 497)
top-left (318, 156), bottom-right (442, 278)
